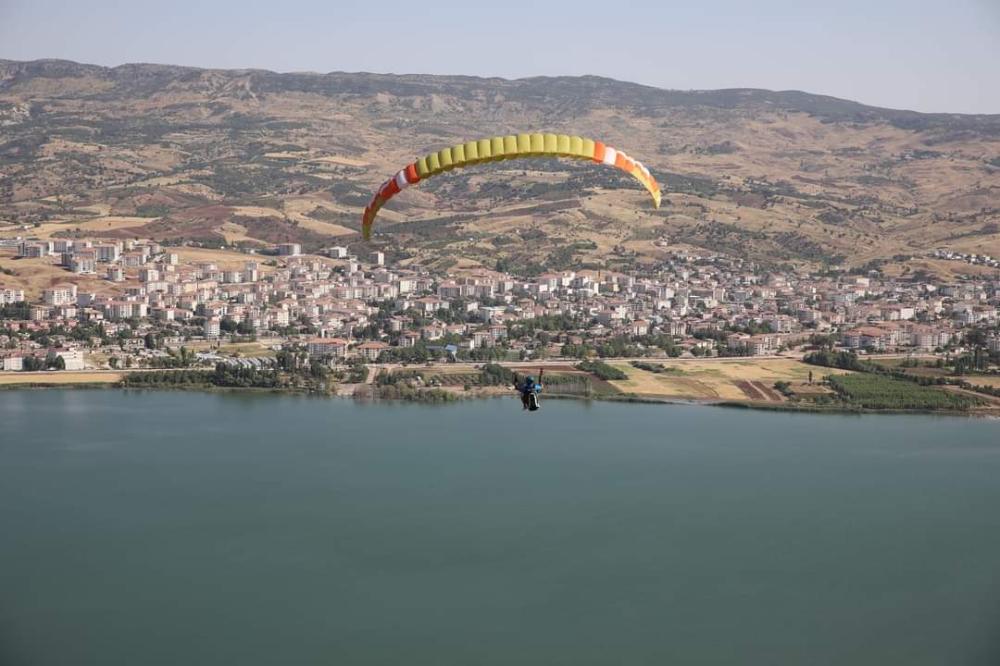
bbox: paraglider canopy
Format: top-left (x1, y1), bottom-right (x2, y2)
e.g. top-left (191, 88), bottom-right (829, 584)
top-left (361, 133), bottom-right (661, 239)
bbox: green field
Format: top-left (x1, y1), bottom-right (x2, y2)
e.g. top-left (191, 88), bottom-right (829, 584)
top-left (827, 373), bottom-right (980, 411)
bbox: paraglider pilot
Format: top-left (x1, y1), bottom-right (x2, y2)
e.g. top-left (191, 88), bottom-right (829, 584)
top-left (513, 370), bottom-right (543, 411)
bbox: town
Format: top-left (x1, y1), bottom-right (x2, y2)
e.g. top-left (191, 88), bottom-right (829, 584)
top-left (2, 235), bottom-right (999, 381)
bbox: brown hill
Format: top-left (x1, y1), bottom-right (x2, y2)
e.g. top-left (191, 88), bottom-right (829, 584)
top-left (1, 58), bottom-right (998, 275)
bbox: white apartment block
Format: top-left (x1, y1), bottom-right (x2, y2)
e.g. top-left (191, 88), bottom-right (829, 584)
top-left (94, 244), bottom-right (122, 262)
top-left (307, 338), bottom-right (350, 358)
top-left (204, 318), bottom-right (221, 339)
top-left (70, 256), bottom-right (96, 274)
top-left (1, 287), bottom-right (25, 304)
top-left (43, 284), bottom-right (78, 306)
top-left (18, 241), bottom-right (50, 258)
top-left (139, 268), bottom-right (160, 282)
top-left (54, 349), bottom-right (85, 371)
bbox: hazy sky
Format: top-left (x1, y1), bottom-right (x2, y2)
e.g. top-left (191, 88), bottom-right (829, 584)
top-left (2, 0), bottom-right (998, 114)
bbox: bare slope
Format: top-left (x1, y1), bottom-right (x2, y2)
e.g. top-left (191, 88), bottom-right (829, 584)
top-left (2, 59), bottom-right (998, 274)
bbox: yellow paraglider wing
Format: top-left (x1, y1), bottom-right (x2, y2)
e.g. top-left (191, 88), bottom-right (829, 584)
top-left (361, 133), bottom-right (661, 239)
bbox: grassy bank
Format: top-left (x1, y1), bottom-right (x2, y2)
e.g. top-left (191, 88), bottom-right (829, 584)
top-left (2, 357), bottom-right (995, 416)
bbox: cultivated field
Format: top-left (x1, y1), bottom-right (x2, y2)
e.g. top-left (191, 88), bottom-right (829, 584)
top-left (62, 216), bottom-right (153, 234)
top-left (0, 216), bottom-right (155, 240)
top-left (382, 358), bottom-right (853, 403)
top-left (0, 371), bottom-right (123, 385)
top-left (958, 376), bottom-right (1000, 388)
top-left (606, 358), bottom-right (851, 402)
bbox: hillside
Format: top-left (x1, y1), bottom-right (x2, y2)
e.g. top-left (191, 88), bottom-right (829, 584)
top-left (2, 58), bottom-right (999, 275)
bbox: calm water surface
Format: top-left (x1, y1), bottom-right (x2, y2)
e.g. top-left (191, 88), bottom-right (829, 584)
top-left (1, 390), bottom-right (999, 665)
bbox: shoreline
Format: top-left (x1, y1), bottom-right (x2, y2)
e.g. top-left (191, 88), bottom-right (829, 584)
top-left (2, 379), bottom-right (996, 418)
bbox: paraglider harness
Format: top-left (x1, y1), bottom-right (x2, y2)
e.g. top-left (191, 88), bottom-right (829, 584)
top-left (515, 370), bottom-right (543, 411)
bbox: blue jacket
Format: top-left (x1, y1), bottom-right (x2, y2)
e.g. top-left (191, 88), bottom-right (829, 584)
top-left (519, 378), bottom-right (542, 395)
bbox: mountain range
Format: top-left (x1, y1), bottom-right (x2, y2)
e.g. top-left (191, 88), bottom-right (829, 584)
top-left (2, 58), bottom-right (998, 276)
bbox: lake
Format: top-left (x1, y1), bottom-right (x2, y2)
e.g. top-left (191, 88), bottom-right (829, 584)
top-left (1, 390), bottom-right (999, 665)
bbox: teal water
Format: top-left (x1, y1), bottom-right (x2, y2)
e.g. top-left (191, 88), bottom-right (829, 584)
top-left (1, 390), bottom-right (999, 665)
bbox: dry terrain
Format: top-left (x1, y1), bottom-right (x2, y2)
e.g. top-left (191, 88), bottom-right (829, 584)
top-left (0, 250), bottom-right (119, 299)
top-left (961, 376), bottom-right (1000, 388)
top-left (183, 340), bottom-right (280, 357)
top-left (385, 358), bottom-right (852, 404)
top-left (0, 59), bottom-right (997, 289)
top-left (606, 358), bottom-right (851, 402)
top-left (0, 371), bottom-right (122, 385)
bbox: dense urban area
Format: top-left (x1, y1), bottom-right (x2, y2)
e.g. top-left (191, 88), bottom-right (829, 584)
top-left (2, 234), bottom-right (999, 411)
